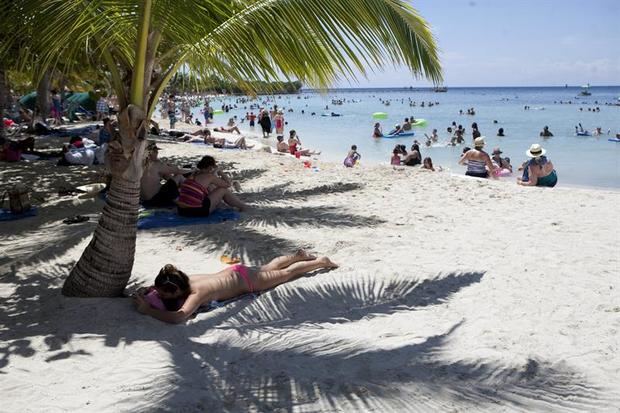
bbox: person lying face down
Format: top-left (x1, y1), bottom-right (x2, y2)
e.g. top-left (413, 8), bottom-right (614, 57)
top-left (133, 252), bottom-right (339, 324)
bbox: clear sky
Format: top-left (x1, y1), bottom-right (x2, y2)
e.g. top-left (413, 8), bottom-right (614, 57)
top-left (337, 0), bottom-right (620, 87)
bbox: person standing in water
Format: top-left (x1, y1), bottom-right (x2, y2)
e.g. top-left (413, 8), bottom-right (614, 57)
top-left (372, 123), bottom-right (383, 138)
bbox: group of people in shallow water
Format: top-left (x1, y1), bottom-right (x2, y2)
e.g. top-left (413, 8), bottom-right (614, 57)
top-left (460, 137), bottom-right (557, 187)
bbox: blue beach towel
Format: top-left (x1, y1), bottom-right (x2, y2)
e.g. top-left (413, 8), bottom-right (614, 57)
top-left (0, 207), bottom-right (37, 222)
top-left (137, 208), bottom-right (240, 230)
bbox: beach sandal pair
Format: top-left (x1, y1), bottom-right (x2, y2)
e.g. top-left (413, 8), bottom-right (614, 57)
top-left (63, 215), bottom-right (89, 225)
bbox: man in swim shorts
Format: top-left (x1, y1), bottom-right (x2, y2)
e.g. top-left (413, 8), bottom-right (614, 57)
top-left (140, 142), bottom-right (192, 207)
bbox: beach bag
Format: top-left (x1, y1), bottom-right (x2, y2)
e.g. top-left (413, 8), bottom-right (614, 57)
top-left (2, 183), bottom-right (32, 214)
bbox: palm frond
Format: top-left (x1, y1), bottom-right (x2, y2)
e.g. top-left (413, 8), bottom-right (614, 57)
top-left (6, 0), bottom-right (442, 108)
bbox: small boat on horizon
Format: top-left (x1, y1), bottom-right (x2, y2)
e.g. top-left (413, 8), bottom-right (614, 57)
top-left (579, 84), bottom-right (591, 96)
top-left (434, 86), bottom-right (448, 92)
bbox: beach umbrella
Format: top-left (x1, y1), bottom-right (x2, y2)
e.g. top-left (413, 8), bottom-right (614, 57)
top-left (372, 112), bottom-right (388, 119)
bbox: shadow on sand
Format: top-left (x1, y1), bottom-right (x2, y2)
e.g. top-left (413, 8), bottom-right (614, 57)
top-left (0, 265), bottom-right (606, 412)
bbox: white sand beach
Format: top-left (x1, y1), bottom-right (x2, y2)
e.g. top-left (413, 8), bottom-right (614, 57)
top-left (1, 125), bottom-right (619, 412)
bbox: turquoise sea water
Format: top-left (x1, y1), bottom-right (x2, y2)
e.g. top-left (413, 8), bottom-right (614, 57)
top-left (190, 86), bottom-right (620, 189)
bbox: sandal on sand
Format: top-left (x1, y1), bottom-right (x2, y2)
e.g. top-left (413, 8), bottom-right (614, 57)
top-left (63, 215), bottom-right (89, 225)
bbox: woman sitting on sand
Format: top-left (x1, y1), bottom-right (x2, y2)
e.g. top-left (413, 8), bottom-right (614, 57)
top-left (459, 137), bottom-right (495, 178)
top-left (517, 144), bottom-right (557, 187)
top-left (176, 155), bottom-right (247, 217)
top-left (491, 147), bottom-right (512, 175)
top-left (133, 252), bottom-right (338, 324)
top-left (402, 143), bottom-right (422, 166)
top-left (288, 130), bottom-right (319, 156)
top-left (276, 135), bottom-right (289, 153)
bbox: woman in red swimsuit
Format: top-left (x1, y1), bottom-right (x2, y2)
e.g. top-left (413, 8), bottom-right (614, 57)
top-left (133, 251), bottom-right (338, 323)
top-left (177, 155), bottom-right (247, 216)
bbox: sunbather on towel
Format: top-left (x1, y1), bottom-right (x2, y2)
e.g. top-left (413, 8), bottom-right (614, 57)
top-left (176, 155), bottom-right (247, 216)
top-left (133, 251), bottom-right (338, 324)
top-left (182, 131), bottom-right (252, 150)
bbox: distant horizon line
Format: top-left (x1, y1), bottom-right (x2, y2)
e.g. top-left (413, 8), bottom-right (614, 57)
top-left (302, 85), bottom-right (620, 91)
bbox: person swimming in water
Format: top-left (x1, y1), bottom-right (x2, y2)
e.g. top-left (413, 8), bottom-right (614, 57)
top-left (133, 251), bottom-right (338, 323)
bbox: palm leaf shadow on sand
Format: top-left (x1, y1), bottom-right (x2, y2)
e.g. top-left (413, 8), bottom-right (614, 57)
top-left (169, 322), bottom-right (605, 413)
top-left (145, 271), bottom-right (605, 412)
top-left (213, 271), bottom-right (484, 333)
top-left (160, 203), bottom-right (384, 264)
top-left (0, 264), bottom-right (608, 412)
top-left (243, 182), bottom-right (364, 205)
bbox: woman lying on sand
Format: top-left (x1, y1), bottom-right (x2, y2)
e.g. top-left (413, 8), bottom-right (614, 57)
top-left (180, 129), bottom-right (253, 149)
top-left (133, 251), bottom-right (338, 324)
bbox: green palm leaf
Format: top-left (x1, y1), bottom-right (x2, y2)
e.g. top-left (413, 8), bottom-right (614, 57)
top-left (11, 0), bottom-right (441, 110)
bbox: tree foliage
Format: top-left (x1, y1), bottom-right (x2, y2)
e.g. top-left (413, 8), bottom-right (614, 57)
top-left (1, 0), bottom-right (442, 296)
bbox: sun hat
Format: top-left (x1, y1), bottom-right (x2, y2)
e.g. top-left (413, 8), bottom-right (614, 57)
top-left (474, 137), bottom-right (485, 148)
top-left (492, 147), bottom-right (502, 155)
top-left (526, 143), bottom-right (546, 158)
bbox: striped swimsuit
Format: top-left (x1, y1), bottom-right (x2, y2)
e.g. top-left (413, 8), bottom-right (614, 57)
top-left (466, 159), bottom-right (489, 178)
top-left (177, 179), bottom-right (211, 216)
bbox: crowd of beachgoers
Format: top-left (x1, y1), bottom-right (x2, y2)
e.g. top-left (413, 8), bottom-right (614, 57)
top-left (8, 88), bottom-right (619, 225)
top-left (5, 89), bottom-right (620, 192)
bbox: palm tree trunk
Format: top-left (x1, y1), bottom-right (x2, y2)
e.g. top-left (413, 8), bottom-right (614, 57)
top-left (35, 70), bottom-right (51, 121)
top-left (63, 0), bottom-right (153, 297)
top-left (62, 173), bottom-right (141, 297)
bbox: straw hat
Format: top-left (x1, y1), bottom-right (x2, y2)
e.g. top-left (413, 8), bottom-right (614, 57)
top-left (526, 143), bottom-right (546, 158)
top-left (474, 137), bottom-right (485, 148)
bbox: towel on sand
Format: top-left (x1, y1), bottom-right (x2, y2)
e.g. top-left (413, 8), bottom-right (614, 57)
top-left (0, 208), bottom-right (37, 222)
top-left (137, 208), bottom-right (240, 229)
